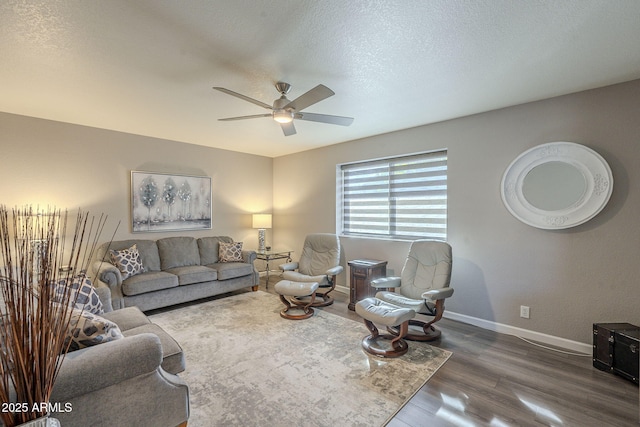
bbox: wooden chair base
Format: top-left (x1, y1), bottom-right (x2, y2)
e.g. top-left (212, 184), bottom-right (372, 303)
top-left (290, 292), bottom-right (334, 307)
top-left (361, 333), bottom-right (409, 358)
top-left (361, 319), bottom-right (409, 358)
top-left (387, 319), bottom-right (442, 341)
top-left (278, 294), bottom-right (315, 320)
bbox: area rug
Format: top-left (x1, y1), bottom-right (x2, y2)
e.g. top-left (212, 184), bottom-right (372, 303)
top-left (149, 291), bottom-right (451, 427)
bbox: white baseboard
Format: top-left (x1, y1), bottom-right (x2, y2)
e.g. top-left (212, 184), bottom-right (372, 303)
top-left (331, 288), bottom-right (590, 354)
top-left (444, 311), bottom-right (592, 355)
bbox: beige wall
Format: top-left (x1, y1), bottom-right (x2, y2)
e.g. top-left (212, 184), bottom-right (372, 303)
top-left (3, 79), bottom-right (638, 346)
top-left (273, 79), bottom-right (640, 346)
top-left (0, 113), bottom-right (273, 248)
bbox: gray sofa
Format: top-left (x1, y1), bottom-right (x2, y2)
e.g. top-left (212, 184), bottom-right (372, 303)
top-left (51, 287), bottom-right (189, 427)
top-left (92, 236), bottom-right (259, 311)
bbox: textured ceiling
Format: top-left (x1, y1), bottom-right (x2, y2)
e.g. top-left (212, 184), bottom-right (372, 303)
top-left (1, 0), bottom-right (640, 157)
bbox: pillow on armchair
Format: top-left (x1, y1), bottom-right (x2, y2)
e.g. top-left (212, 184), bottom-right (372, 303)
top-left (56, 274), bottom-right (104, 315)
top-left (64, 308), bottom-right (124, 352)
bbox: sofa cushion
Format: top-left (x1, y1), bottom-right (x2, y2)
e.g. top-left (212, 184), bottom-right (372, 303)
top-left (166, 265), bottom-right (218, 286)
top-left (219, 241), bottom-right (243, 262)
top-left (98, 240), bottom-right (161, 272)
top-left (123, 323), bottom-right (185, 374)
top-left (282, 270), bottom-right (330, 287)
top-left (56, 274), bottom-right (104, 315)
top-left (102, 306), bottom-right (151, 331)
top-left (197, 236), bottom-right (233, 265)
top-left (122, 271), bottom-right (179, 296)
top-left (110, 244), bottom-right (146, 279)
top-left (157, 237), bottom-right (200, 270)
top-left (207, 262), bottom-right (254, 281)
top-left (66, 308), bottom-right (124, 352)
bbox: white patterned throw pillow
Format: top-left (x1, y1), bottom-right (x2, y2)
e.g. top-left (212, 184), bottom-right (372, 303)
top-left (65, 308), bottom-right (123, 352)
top-left (109, 244), bottom-right (145, 279)
top-left (55, 274), bottom-right (104, 315)
top-left (219, 241), bottom-right (243, 262)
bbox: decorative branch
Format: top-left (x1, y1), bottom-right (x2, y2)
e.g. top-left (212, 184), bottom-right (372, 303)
top-left (0, 206), bottom-right (108, 426)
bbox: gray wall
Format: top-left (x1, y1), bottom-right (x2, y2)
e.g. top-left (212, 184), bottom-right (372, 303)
top-left (0, 112), bottom-right (273, 247)
top-left (273, 79), bottom-right (640, 345)
top-left (2, 79), bottom-right (638, 346)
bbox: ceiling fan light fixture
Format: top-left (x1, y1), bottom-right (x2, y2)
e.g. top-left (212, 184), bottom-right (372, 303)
top-left (273, 109), bottom-right (294, 123)
top-left (214, 83), bottom-right (353, 136)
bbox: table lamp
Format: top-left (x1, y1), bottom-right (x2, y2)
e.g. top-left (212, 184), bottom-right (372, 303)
top-left (252, 214), bottom-right (272, 252)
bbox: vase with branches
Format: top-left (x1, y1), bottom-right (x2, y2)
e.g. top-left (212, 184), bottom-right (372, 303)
top-left (0, 206), bottom-right (108, 427)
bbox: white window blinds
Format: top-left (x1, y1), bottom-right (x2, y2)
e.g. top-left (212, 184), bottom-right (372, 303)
top-left (340, 150), bottom-right (447, 240)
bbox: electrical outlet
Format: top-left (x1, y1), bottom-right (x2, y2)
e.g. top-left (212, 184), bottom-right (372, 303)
top-left (520, 305), bottom-right (530, 319)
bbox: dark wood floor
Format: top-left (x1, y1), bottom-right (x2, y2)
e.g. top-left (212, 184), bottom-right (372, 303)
top-left (259, 278), bottom-right (639, 426)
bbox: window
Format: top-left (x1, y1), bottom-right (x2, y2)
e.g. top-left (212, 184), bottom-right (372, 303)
top-left (338, 150), bottom-right (447, 240)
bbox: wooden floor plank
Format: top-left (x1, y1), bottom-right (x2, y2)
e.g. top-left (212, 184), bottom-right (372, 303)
top-left (255, 280), bottom-right (639, 426)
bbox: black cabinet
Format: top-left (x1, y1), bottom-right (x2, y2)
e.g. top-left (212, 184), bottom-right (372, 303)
top-left (593, 322), bottom-right (639, 384)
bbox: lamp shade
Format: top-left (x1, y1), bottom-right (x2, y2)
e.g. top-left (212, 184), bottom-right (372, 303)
top-left (252, 214), bottom-right (272, 229)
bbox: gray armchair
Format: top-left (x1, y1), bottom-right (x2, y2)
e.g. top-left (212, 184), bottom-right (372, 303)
top-left (51, 334), bottom-right (189, 427)
top-left (279, 233), bottom-right (343, 307)
top-left (50, 287), bottom-right (189, 427)
top-left (371, 240), bottom-right (453, 341)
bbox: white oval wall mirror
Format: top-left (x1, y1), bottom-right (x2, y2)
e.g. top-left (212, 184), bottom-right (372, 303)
top-left (501, 142), bottom-right (613, 229)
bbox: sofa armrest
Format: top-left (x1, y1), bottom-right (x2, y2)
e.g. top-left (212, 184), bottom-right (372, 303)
top-left (422, 288), bottom-right (454, 301)
top-left (52, 333), bottom-right (163, 402)
top-left (242, 250), bottom-right (256, 264)
top-left (325, 265), bottom-right (344, 276)
top-left (371, 276), bottom-right (401, 288)
top-left (92, 260), bottom-right (126, 309)
top-left (92, 260), bottom-right (122, 287)
top-left (279, 262), bottom-right (299, 271)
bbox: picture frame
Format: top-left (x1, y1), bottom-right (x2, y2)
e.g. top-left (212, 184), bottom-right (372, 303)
top-left (131, 171), bottom-right (212, 232)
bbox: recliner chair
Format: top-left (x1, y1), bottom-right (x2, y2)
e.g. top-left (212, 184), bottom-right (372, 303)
top-left (279, 233), bottom-right (343, 307)
top-left (371, 240), bottom-right (453, 341)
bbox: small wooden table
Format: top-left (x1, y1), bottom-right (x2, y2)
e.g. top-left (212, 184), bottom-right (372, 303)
top-left (348, 259), bottom-right (388, 311)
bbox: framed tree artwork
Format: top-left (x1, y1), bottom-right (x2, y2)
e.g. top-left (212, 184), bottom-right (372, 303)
top-left (131, 171), bottom-right (212, 232)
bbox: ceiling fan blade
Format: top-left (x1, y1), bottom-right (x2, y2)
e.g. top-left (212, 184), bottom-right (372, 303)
top-left (213, 87), bottom-right (273, 110)
top-left (280, 121), bottom-right (296, 136)
top-left (295, 112), bottom-right (354, 126)
top-left (218, 114), bottom-right (272, 121)
top-left (284, 84), bottom-right (334, 111)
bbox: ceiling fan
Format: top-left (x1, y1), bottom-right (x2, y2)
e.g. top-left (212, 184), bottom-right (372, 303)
top-left (213, 82), bottom-right (354, 136)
